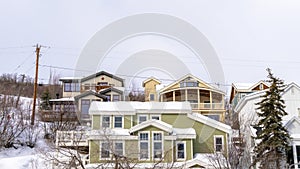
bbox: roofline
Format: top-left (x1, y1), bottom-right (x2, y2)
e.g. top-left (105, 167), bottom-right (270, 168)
top-left (74, 91), bottom-right (107, 100)
top-left (129, 119), bottom-right (173, 133)
top-left (187, 113), bottom-right (231, 134)
top-left (159, 74), bottom-right (225, 94)
top-left (80, 71), bottom-right (124, 85)
top-left (99, 87), bottom-right (124, 95)
top-left (142, 77), bottom-right (161, 87)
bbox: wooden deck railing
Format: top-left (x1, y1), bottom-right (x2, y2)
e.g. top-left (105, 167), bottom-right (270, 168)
top-left (40, 110), bottom-right (78, 122)
top-left (56, 130), bottom-right (88, 147)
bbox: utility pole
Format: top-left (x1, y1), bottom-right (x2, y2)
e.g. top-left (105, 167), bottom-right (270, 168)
top-left (31, 44), bottom-right (41, 125)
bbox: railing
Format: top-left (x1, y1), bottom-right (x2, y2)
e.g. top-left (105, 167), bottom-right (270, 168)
top-left (190, 103), bottom-right (224, 110)
top-left (40, 110), bottom-right (78, 122)
top-left (56, 130), bottom-right (88, 147)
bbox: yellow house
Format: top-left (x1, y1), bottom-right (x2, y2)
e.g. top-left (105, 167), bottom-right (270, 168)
top-left (143, 74), bottom-right (226, 122)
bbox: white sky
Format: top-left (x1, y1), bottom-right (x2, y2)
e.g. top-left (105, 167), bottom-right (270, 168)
top-left (1, 0), bottom-right (300, 93)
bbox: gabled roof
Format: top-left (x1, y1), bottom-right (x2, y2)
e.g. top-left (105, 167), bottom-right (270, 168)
top-left (99, 87), bottom-right (124, 95)
top-left (234, 82), bottom-right (300, 113)
top-left (142, 77), bottom-right (161, 87)
top-left (187, 113), bottom-right (231, 134)
top-left (74, 90), bottom-right (107, 100)
top-left (232, 80), bottom-right (270, 92)
top-left (80, 71), bottom-right (124, 85)
top-left (159, 74), bottom-right (224, 94)
top-left (59, 77), bottom-right (82, 82)
top-left (129, 119), bottom-right (173, 133)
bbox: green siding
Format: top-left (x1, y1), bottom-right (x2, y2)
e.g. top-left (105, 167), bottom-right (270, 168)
top-left (164, 140), bottom-right (173, 162)
top-left (124, 115), bottom-right (132, 129)
top-left (125, 140), bottom-right (139, 159)
top-left (89, 140), bottom-right (100, 163)
top-left (92, 115), bottom-right (100, 129)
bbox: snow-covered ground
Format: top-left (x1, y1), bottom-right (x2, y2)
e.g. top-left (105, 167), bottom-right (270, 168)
top-left (0, 139), bottom-right (50, 169)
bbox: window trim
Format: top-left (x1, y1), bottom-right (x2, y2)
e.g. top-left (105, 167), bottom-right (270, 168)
top-left (100, 141), bottom-right (111, 160)
top-left (149, 93), bottom-right (155, 101)
top-left (139, 131), bottom-right (150, 160)
top-left (114, 141), bottom-right (125, 157)
top-left (150, 115), bottom-right (161, 121)
top-left (214, 135), bottom-right (224, 153)
top-left (152, 131), bottom-right (164, 160)
top-left (81, 99), bottom-right (90, 114)
top-left (101, 116), bottom-right (111, 128)
top-left (113, 94), bottom-right (120, 101)
top-left (176, 141), bottom-right (186, 161)
top-left (138, 114), bottom-right (148, 124)
top-left (113, 116), bottom-right (123, 128)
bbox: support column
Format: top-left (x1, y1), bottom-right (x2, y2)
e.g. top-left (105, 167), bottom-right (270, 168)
top-left (293, 144), bottom-right (298, 169)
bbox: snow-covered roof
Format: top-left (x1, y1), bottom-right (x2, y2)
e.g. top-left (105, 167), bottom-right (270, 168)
top-left (233, 83), bottom-right (256, 90)
top-left (187, 113), bottom-right (232, 134)
top-left (129, 119), bottom-right (173, 133)
top-left (89, 101), bottom-right (192, 115)
top-left (172, 128), bottom-right (196, 139)
top-left (49, 97), bottom-right (75, 102)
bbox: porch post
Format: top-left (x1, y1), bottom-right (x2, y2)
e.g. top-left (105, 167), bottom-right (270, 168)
top-left (293, 144), bottom-right (298, 169)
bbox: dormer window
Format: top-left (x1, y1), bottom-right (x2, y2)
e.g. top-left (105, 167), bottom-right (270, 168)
top-left (180, 81), bottom-right (198, 87)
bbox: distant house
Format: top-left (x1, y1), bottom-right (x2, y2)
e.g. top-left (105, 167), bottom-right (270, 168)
top-left (233, 82), bottom-right (300, 168)
top-left (39, 71), bottom-right (125, 124)
top-left (86, 101), bottom-right (231, 168)
top-left (229, 80), bottom-right (270, 109)
top-left (143, 74), bottom-right (226, 122)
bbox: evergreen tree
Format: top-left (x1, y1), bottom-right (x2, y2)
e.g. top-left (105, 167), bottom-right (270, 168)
top-left (40, 89), bottom-right (51, 110)
top-left (252, 68), bottom-right (290, 169)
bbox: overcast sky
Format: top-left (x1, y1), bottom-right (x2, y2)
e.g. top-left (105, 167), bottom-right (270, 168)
top-left (1, 0), bottom-right (300, 93)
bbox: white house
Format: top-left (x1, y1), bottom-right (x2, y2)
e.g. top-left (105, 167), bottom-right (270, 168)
top-left (234, 82), bottom-right (300, 168)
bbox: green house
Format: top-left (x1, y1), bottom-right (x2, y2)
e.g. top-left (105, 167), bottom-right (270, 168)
top-left (87, 101), bottom-right (231, 168)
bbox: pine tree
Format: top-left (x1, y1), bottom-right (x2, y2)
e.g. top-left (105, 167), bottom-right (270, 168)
top-left (252, 68), bottom-right (290, 169)
top-left (40, 89), bottom-right (51, 110)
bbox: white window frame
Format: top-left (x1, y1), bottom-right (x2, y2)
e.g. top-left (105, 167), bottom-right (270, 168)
top-left (101, 116), bottom-right (111, 128)
top-left (152, 131), bottom-right (164, 160)
top-left (176, 141), bottom-right (186, 160)
top-left (150, 114), bottom-right (161, 121)
top-left (113, 116), bottom-right (123, 128)
top-left (114, 141), bottom-right (125, 157)
top-left (100, 141), bottom-right (111, 160)
top-left (139, 131), bottom-right (150, 160)
top-left (214, 135), bottom-right (224, 153)
top-left (138, 115), bottom-right (148, 124)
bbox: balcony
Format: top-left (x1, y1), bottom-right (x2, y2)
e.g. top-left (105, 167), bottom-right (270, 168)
top-left (40, 110), bottom-right (78, 122)
top-left (190, 103), bottom-right (224, 110)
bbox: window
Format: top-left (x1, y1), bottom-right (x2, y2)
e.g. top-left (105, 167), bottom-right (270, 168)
top-left (139, 132), bottom-right (149, 159)
top-left (114, 116), bottom-right (123, 128)
top-left (98, 82), bottom-right (108, 86)
top-left (114, 142), bottom-right (124, 156)
top-left (153, 132), bottom-right (163, 159)
top-left (102, 116), bottom-right (110, 128)
top-left (138, 115), bottom-right (148, 124)
top-left (113, 95), bottom-right (120, 101)
top-left (64, 82), bottom-right (80, 92)
top-left (54, 104), bottom-right (61, 111)
top-left (205, 115), bottom-right (220, 121)
top-left (149, 94), bottom-right (155, 101)
top-left (101, 142), bottom-right (110, 159)
top-left (176, 142), bottom-right (186, 160)
top-left (214, 135), bottom-right (224, 152)
top-left (180, 81), bottom-right (198, 87)
top-left (63, 104), bottom-right (76, 112)
top-left (151, 115), bottom-right (160, 120)
top-left (106, 95), bottom-right (111, 102)
top-left (81, 99), bottom-right (90, 114)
